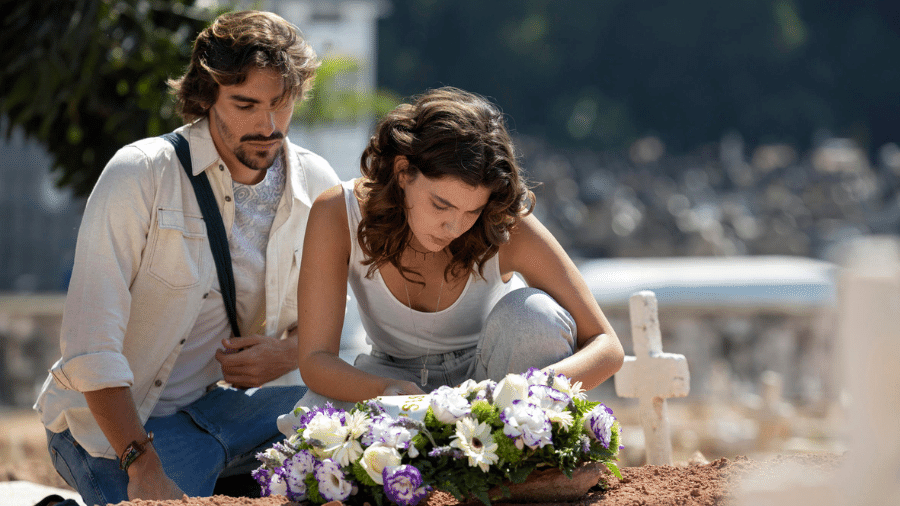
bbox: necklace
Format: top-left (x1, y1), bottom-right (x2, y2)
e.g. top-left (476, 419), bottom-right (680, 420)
top-left (403, 271), bottom-right (445, 386)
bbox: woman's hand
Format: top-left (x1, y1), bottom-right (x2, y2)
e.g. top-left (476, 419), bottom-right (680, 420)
top-left (382, 380), bottom-right (427, 396)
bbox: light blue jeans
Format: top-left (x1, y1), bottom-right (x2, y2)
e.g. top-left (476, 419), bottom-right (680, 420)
top-left (46, 385), bottom-right (305, 506)
top-left (283, 288), bottom-right (576, 424)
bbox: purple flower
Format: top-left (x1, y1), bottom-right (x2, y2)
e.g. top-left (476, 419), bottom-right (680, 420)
top-left (251, 466), bottom-right (271, 494)
top-left (314, 458), bottom-right (353, 502)
top-left (256, 467), bottom-right (288, 497)
top-left (383, 465), bottom-right (432, 506)
top-left (579, 434), bottom-right (592, 454)
top-left (427, 446), bottom-right (465, 459)
top-left (361, 399), bottom-right (388, 416)
top-left (282, 449), bottom-right (316, 501)
top-left (583, 403), bottom-right (616, 448)
top-left (500, 400), bottom-right (553, 450)
top-left (430, 385), bottom-right (471, 423)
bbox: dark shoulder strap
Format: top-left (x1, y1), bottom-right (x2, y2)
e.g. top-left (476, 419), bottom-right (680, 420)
top-left (161, 132), bottom-right (241, 338)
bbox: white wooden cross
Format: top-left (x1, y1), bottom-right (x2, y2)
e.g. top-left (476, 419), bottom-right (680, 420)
top-left (614, 290), bottom-right (690, 466)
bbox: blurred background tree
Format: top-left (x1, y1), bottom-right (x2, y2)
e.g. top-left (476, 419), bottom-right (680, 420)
top-left (2, 0), bottom-right (898, 196)
top-left (0, 0), bottom-right (213, 197)
top-left (378, 0), bottom-right (900, 155)
top-left (295, 56), bottom-right (400, 126)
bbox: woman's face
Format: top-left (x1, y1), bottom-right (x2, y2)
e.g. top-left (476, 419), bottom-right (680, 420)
top-left (399, 170), bottom-right (491, 252)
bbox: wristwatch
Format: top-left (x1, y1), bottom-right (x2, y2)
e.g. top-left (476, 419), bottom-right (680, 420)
top-left (119, 432), bottom-right (154, 471)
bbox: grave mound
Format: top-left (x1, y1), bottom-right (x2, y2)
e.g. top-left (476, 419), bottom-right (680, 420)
top-left (105, 453), bottom-right (840, 506)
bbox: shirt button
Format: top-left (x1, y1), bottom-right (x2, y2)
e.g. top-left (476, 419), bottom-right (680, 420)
top-left (180, 339), bottom-right (186, 344)
top-left (154, 379), bottom-right (162, 387)
top-left (219, 164), bottom-right (225, 171)
top-left (203, 292), bottom-right (209, 299)
top-left (225, 196), bottom-right (232, 202)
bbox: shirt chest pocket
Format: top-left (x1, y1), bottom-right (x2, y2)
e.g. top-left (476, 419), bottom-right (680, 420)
top-left (148, 208), bottom-right (207, 290)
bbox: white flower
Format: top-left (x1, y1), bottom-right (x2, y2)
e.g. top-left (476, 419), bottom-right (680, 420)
top-left (583, 404), bottom-right (616, 448)
top-left (450, 417), bottom-right (499, 472)
top-left (524, 367), bottom-right (550, 387)
top-left (499, 400), bottom-right (553, 450)
top-left (303, 411), bottom-right (348, 460)
top-left (345, 410), bottom-right (372, 439)
top-left (302, 411), bottom-right (366, 466)
top-left (454, 379), bottom-right (480, 395)
top-left (545, 408), bottom-right (574, 431)
top-left (455, 378), bottom-right (495, 400)
top-left (314, 459), bottom-right (353, 502)
top-left (268, 470), bottom-right (288, 497)
top-left (493, 373), bottom-right (530, 410)
top-left (552, 374), bottom-right (587, 400)
top-left (430, 385), bottom-right (471, 424)
top-left (286, 433), bottom-right (303, 449)
top-left (259, 447), bottom-right (288, 467)
top-left (360, 444), bottom-right (402, 484)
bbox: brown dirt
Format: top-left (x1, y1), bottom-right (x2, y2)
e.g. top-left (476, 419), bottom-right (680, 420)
top-left (98, 454), bottom-right (840, 506)
top-left (1, 409), bottom-right (841, 506)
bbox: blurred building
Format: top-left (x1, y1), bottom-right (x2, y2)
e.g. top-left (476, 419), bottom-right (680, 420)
top-left (0, 118), bottom-right (84, 293)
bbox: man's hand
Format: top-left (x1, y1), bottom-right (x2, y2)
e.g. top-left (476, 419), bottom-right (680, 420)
top-left (382, 380), bottom-right (427, 397)
top-left (215, 334), bottom-right (297, 388)
top-left (126, 447), bottom-right (185, 500)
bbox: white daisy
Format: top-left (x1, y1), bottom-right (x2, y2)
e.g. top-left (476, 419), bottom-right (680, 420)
top-left (450, 417), bottom-right (499, 472)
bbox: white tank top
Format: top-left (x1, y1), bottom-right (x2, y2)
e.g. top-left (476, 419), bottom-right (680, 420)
top-left (343, 180), bottom-right (522, 359)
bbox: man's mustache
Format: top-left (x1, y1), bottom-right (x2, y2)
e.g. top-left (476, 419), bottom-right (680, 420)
top-left (241, 132), bottom-right (284, 142)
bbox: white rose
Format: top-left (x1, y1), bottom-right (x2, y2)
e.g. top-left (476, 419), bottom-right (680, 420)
top-left (303, 412), bottom-right (349, 460)
top-left (493, 373), bottom-right (530, 410)
top-left (360, 444), bottom-right (402, 485)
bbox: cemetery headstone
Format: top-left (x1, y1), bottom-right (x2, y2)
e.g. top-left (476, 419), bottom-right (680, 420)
top-left (615, 290), bottom-right (690, 465)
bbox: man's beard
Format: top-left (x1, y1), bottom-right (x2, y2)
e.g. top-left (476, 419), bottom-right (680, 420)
top-left (235, 142), bottom-right (284, 171)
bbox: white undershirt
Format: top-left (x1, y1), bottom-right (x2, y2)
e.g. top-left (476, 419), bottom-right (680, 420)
top-left (152, 156), bottom-right (285, 416)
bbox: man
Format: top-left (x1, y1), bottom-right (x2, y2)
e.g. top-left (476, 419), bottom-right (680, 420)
top-left (33, 11), bottom-right (339, 504)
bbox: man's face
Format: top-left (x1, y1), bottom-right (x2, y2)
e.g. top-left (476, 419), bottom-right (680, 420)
top-left (208, 67), bottom-right (296, 183)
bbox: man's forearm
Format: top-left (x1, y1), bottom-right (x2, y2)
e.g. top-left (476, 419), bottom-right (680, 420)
top-left (83, 387), bottom-right (183, 498)
top-left (83, 386), bottom-right (148, 457)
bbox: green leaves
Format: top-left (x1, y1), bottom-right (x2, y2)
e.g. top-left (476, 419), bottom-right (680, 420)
top-left (0, 0), bottom-right (212, 197)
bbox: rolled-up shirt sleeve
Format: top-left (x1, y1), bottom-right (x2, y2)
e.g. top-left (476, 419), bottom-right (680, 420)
top-left (52, 145), bottom-right (156, 392)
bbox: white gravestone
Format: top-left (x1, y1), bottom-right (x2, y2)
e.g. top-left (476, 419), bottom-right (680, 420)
top-left (615, 290), bottom-right (690, 465)
top-left (836, 237), bottom-right (900, 505)
top-left (735, 237), bottom-right (900, 505)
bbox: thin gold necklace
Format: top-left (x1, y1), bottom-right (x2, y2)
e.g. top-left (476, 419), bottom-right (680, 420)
top-left (402, 267), bottom-right (445, 387)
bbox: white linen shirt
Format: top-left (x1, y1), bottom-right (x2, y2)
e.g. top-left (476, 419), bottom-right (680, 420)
top-left (34, 118), bottom-right (339, 459)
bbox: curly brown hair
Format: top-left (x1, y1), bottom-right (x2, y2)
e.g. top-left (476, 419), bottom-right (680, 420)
top-left (168, 10), bottom-right (319, 122)
top-left (356, 87), bottom-right (535, 283)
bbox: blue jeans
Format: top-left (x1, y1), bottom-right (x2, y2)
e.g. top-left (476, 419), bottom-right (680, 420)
top-left (279, 288), bottom-right (576, 433)
top-left (47, 385), bottom-right (306, 506)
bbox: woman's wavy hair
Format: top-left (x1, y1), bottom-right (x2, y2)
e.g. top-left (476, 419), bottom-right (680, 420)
top-left (168, 10), bottom-right (319, 122)
top-left (356, 87), bottom-right (535, 283)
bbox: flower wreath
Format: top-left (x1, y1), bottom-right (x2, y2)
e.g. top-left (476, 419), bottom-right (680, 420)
top-left (254, 368), bottom-right (622, 505)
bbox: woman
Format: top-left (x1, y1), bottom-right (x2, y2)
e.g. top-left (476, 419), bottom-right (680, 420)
top-left (289, 87), bottom-right (623, 414)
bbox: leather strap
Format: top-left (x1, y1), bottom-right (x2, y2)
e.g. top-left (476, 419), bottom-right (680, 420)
top-left (161, 132), bottom-right (241, 338)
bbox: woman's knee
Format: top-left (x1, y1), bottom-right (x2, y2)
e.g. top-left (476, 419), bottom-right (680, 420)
top-left (484, 288), bottom-right (577, 346)
top-left (477, 288), bottom-right (577, 380)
